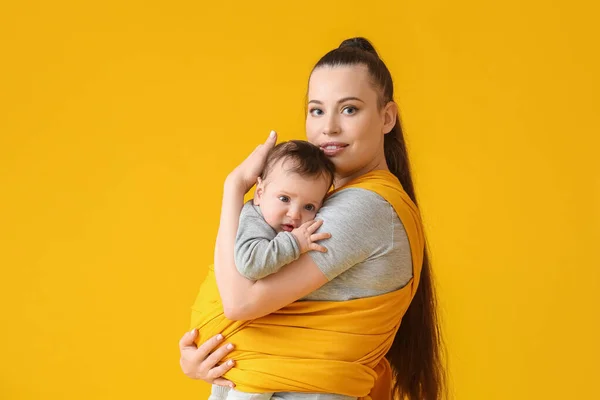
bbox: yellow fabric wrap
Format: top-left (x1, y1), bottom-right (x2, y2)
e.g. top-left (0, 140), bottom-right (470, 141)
top-left (190, 170), bottom-right (424, 400)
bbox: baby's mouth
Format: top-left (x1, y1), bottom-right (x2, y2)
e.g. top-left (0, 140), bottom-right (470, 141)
top-left (281, 224), bottom-right (294, 232)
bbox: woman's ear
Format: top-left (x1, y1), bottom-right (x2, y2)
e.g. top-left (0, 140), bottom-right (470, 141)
top-left (382, 101), bottom-right (398, 134)
top-left (253, 177), bottom-right (264, 205)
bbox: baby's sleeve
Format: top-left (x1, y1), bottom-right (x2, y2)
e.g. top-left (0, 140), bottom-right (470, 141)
top-left (234, 202), bottom-right (301, 280)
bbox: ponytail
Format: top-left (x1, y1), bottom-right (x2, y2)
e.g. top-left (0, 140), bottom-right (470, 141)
top-left (385, 120), bottom-right (447, 400)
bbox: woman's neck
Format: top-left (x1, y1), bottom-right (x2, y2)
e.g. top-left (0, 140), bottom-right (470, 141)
top-left (334, 157), bottom-right (389, 189)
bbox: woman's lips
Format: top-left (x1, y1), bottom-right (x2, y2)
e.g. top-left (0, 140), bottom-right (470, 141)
top-left (320, 143), bottom-right (348, 156)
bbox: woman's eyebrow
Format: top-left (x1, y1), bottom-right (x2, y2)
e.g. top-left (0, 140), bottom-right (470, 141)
top-left (308, 97), bottom-right (365, 105)
top-left (337, 96), bottom-right (365, 104)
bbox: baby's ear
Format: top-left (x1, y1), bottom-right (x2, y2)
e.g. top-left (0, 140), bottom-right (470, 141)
top-left (253, 177), bottom-right (263, 205)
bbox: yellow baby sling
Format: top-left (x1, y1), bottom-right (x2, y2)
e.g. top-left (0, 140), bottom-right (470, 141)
top-left (190, 170), bottom-right (424, 399)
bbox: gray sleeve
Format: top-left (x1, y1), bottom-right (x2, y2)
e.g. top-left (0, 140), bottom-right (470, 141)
top-left (308, 188), bottom-right (396, 281)
top-left (234, 202), bottom-right (301, 280)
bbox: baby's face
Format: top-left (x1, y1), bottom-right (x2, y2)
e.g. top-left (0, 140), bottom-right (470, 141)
top-left (254, 161), bottom-right (331, 233)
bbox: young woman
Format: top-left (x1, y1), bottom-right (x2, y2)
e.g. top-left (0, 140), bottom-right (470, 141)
top-left (179, 38), bottom-right (446, 400)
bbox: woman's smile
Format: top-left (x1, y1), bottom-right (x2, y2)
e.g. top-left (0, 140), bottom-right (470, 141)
top-left (319, 142), bottom-right (349, 156)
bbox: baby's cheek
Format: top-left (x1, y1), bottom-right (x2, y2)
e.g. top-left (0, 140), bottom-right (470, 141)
top-left (306, 211), bottom-right (318, 222)
top-left (262, 211), bottom-right (278, 227)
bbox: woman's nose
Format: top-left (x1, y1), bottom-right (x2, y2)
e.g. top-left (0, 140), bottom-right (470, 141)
top-left (322, 114), bottom-right (340, 135)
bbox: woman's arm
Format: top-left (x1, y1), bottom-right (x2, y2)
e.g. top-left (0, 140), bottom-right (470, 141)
top-left (217, 179), bottom-right (327, 320)
top-left (217, 188), bottom-right (397, 320)
top-left (214, 132), bottom-right (328, 320)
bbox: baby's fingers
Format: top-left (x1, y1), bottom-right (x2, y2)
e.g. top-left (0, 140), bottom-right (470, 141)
top-left (309, 243), bottom-right (328, 253)
top-left (310, 232), bottom-right (331, 242)
top-left (306, 219), bottom-right (324, 234)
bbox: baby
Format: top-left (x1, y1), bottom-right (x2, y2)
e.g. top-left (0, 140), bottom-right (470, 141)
top-left (234, 139), bottom-right (336, 281)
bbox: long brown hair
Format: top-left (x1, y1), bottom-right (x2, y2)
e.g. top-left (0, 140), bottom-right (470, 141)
top-left (311, 38), bottom-right (447, 399)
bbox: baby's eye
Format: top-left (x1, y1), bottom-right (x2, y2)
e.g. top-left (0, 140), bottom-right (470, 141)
top-left (279, 196), bottom-right (290, 203)
top-left (342, 106), bottom-right (358, 115)
top-left (304, 204), bottom-right (316, 212)
top-left (309, 108), bottom-right (324, 117)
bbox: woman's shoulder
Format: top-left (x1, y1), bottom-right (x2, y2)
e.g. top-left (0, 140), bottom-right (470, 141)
top-left (322, 187), bottom-right (392, 212)
top-left (309, 187), bottom-right (411, 289)
top-left (317, 188), bottom-right (396, 234)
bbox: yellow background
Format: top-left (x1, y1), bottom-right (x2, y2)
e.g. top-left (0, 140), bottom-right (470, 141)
top-left (1, 1), bottom-right (598, 399)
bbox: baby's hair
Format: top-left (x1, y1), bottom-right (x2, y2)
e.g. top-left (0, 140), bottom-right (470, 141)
top-left (261, 140), bottom-right (335, 188)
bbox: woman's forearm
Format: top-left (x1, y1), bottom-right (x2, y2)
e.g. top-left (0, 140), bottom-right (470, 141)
top-left (214, 175), bottom-right (257, 318)
top-left (211, 131), bottom-right (326, 320)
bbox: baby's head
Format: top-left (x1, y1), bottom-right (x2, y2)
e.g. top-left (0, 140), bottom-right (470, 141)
top-left (254, 140), bottom-right (335, 233)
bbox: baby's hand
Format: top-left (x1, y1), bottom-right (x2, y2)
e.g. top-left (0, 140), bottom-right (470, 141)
top-left (291, 219), bottom-right (331, 254)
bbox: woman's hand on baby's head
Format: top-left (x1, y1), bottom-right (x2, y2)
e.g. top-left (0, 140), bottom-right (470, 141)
top-left (291, 219), bottom-right (331, 254)
top-left (227, 130), bottom-right (277, 193)
top-left (179, 329), bottom-right (236, 387)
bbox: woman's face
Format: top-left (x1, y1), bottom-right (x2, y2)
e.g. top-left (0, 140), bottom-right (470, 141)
top-left (306, 64), bottom-right (394, 185)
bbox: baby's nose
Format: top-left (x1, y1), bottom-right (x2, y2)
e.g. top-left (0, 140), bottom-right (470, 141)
top-left (287, 208), bottom-right (301, 220)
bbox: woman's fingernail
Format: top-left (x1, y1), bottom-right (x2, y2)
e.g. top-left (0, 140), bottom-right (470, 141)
top-left (216, 334), bottom-right (223, 341)
top-left (269, 130), bottom-right (276, 138)
top-left (190, 329), bottom-right (196, 335)
top-left (227, 343), bottom-right (234, 350)
top-left (228, 360), bottom-right (234, 366)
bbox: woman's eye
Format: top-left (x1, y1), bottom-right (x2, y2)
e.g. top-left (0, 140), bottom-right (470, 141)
top-left (342, 106), bottom-right (357, 115)
top-left (304, 204), bottom-right (315, 212)
top-left (279, 196), bottom-right (290, 203)
top-left (309, 108), bottom-right (324, 116)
